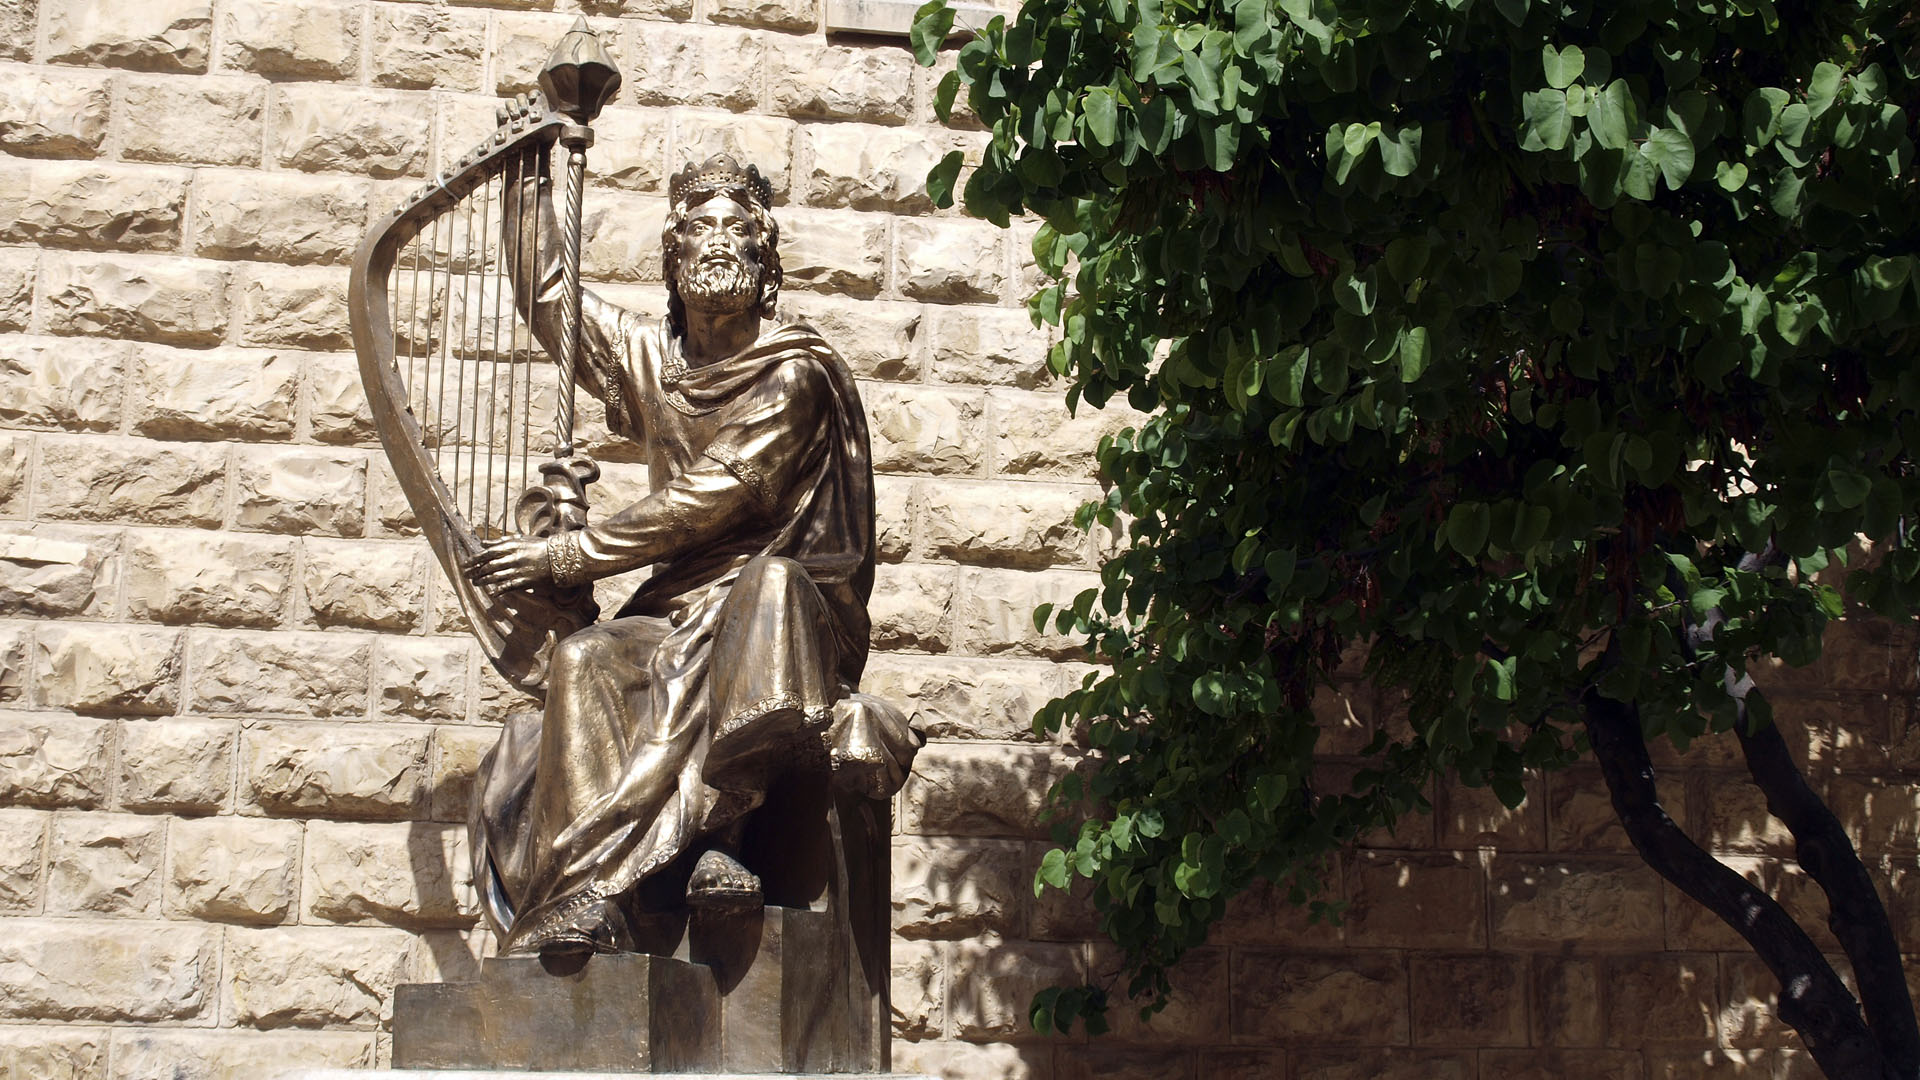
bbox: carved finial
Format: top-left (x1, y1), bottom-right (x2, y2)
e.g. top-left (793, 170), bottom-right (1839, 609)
top-left (538, 18), bottom-right (622, 125)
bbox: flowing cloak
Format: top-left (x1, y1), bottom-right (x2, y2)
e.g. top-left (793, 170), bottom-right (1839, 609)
top-left (470, 290), bottom-right (888, 951)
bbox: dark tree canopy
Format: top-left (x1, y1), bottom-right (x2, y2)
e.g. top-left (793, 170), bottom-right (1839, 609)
top-left (912, 0), bottom-right (1920, 1074)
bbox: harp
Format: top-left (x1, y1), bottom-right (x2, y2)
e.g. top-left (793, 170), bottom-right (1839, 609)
top-left (348, 20), bottom-right (623, 694)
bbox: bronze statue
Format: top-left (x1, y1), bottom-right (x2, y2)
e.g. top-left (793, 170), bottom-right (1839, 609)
top-left (464, 145), bottom-right (918, 955)
top-left (349, 20), bottom-right (917, 1071)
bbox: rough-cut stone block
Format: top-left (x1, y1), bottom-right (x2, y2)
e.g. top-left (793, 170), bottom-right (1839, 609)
top-left (918, 480), bottom-right (1091, 568)
top-left (780, 208), bottom-right (888, 297)
top-left (41, 256), bottom-right (229, 346)
top-left (1057, 1047), bottom-right (1196, 1080)
top-left (579, 191), bottom-right (668, 284)
top-left (860, 653), bottom-right (1053, 743)
top-left (193, 632), bottom-right (370, 716)
top-left (1232, 950), bottom-right (1409, 1044)
top-left (123, 530), bottom-right (290, 628)
top-left (1549, 764), bottom-right (1688, 852)
top-left (1480, 1049), bottom-right (1649, 1080)
top-left (307, 352), bottom-right (380, 446)
top-left (244, 723), bottom-right (429, 819)
top-left (0, 920), bottom-right (214, 1020)
top-left (0, 161), bottom-right (185, 252)
top-left (0, 809), bottom-right (46, 914)
top-left (1491, 856), bottom-right (1666, 949)
top-left (233, 447), bottom-right (368, 537)
top-left (673, 110), bottom-right (796, 200)
top-left (375, 638), bottom-right (468, 722)
top-left (893, 835), bottom-right (1025, 939)
top-left (902, 741), bottom-right (1061, 838)
top-left (956, 567), bottom-right (1096, 660)
top-left (130, 345), bottom-right (296, 441)
top-left (0, 249), bottom-right (31, 331)
top-left (874, 476), bottom-right (914, 560)
top-left (0, 0), bottom-right (33, 62)
top-left (587, 105), bottom-right (667, 193)
top-left (221, 0), bottom-right (360, 79)
top-left (369, 6), bottom-right (485, 91)
top-left (865, 384), bottom-right (985, 475)
top-left (238, 264), bottom-right (351, 350)
top-left (946, 938), bottom-right (1081, 1039)
top-left (1196, 1049), bottom-right (1290, 1080)
top-left (1409, 952), bottom-right (1528, 1045)
top-left (1532, 954), bottom-right (1604, 1047)
top-left (0, 713), bottom-right (111, 808)
top-left (273, 85), bottom-right (429, 178)
top-left (0, 523), bottom-right (120, 618)
top-left (711, 0), bottom-right (816, 31)
top-left (895, 1040), bottom-right (1049, 1080)
top-left (1105, 946), bottom-right (1230, 1045)
top-left (0, 628), bottom-right (23, 706)
top-left (0, 69), bottom-right (110, 158)
top-left (0, 433), bottom-right (25, 518)
top-left (430, 726), bottom-right (497, 821)
top-left (37, 625), bottom-right (184, 715)
top-left (928, 305), bottom-right (1052, 389)
top-left (1437, 773), bottom-right (1545, 849)
top-left (166, 814), bottom-right (299, 923)
top-left (868, 562), bottom-right (956, 652)
top-left (0, 336), bottom-right (125, 431)
top-left (303, 538), bottom-right (424, 630)
top-left (1293, 1049), bottom-right (1473, 1080)
top-left (989, 389), bottom-right (1138, 480)
top-left (897, 219), bottom-right (1005, 303)
top-left (107, 1031), bottom-right (373, 1079)
top-left (46, 812), bottom-right (163, 916)
top-left (225, 926), bottom-right (412, 1029)
top-left (1343, 850), bottom-right (1487, 948)
top-left (1719, 953), bottom-right (1795, 1049)
top-left (1209, 875), bottom-right (1347, 948)
top-left (118, 718), bottom-right (234, 812)
top-left (192, 171), bottom-right (369, 266)
top-left (890, 938), bottom-right (943, 1041)
top-left (35, 439), bottom-right (225, 526)
top-left (118, 77), bottom-right (263, 166)
top-left (1705, 776), bottom-right (1796, 854)
top-left (771, 43), bottom-right (913, 123)
top-left (0, 1024), bottom-right (104, 1079)
top-left (1605, 953), bottom-right (1721, 1047)
top-left (803, 124), bottom-right (973, 214)
top-left (45, 0), bottom-right (211, 73)
top-left (304, 820), bottom-right (475, 926)
top-left (623, 24), bottom-right (760, 112)
top-left (783, 294), bottom-right (921, 381)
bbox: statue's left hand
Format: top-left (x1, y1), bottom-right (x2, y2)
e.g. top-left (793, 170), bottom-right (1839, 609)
top-left (465, 536), bottom-right (553, 592)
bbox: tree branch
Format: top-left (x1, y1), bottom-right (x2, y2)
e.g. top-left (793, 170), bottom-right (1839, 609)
top-left (1731, 667), bottom-right (1920, 1076)
top-left (1582, 690), bottom-right (1899, 1080)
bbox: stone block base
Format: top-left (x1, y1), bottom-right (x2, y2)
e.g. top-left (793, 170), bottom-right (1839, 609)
top-left (392, 906), bottom-right (881, 1073)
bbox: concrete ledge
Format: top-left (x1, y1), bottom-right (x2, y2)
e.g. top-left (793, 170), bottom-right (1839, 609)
top-left (285, 1073), bottom-right (934, 1079)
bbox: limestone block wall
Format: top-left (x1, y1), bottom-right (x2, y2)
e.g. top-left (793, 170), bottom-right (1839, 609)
top-left (0, 2), bottom-right (1917, 1079)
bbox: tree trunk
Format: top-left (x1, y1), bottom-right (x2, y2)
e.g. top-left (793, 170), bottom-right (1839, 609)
top-left (1583, 689), bottom-right (1903, 1080)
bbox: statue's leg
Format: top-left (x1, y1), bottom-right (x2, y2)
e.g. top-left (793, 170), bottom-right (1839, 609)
top-left (686, 556), bottom-right (844, 911)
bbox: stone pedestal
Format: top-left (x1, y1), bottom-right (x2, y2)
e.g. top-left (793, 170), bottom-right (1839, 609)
top-left (393, 907), bottom-right (876, 1073)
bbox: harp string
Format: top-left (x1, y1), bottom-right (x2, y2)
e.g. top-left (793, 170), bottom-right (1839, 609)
top-left (484, 166), bottom-right (503, 539)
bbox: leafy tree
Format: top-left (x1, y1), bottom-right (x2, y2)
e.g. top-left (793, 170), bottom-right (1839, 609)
top-left (910, 0), bottom-right (1920, 1074)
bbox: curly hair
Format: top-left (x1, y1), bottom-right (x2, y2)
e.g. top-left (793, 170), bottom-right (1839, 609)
top-left (661, 184), bottom-right (782, 333)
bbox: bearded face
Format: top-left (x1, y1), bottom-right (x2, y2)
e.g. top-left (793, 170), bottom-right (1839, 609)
top-left (673, 195), bottom-right (764, 316)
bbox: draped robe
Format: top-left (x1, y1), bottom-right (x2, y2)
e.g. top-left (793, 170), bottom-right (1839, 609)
top-left (471, 283), bottom-right (893, 953)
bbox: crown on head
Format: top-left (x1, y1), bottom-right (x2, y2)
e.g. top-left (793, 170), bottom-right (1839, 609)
top-left (669, 153), bottom-right (774, 214)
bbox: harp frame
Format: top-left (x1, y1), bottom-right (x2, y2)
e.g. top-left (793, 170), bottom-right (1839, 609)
top-left (349, 107), bottom-right (599, 696)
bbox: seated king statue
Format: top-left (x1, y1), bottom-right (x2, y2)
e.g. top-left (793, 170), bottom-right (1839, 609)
top-left (462, 151), bottom-right (920, 958)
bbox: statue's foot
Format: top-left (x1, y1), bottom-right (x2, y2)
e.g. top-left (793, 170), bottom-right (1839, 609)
top-left (687, 849), bottom-right (761, 913)
top-left (508, 899), bottom-right (634, 958)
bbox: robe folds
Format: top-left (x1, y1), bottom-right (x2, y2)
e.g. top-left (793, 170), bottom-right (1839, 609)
top-left (470, 294), bottom-right (912, 953)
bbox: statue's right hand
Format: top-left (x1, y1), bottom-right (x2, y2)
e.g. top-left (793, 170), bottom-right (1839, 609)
top-left (464, 535), bottom-right (554, 592)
